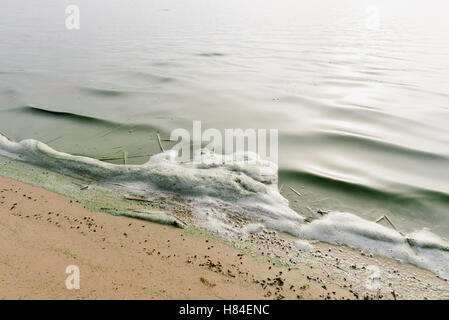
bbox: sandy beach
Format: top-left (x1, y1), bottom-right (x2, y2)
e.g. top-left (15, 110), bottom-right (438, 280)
top-left (0, 175), bottom-right (352, 299)
top-left (1, 170), bottom-right (449, 300)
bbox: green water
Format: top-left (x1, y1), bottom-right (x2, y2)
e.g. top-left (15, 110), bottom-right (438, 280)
top-left (1, 0), bottom-right (449, 237)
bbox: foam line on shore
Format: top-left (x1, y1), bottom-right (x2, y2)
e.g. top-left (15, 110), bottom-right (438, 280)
top-left (296, 212), bottom-right (449, 278)
top-left (1, 133), bottom-right (449, 278)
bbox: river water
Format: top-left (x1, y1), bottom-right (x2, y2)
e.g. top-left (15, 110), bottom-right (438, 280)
top-left (1, 0), bottom-right (449, 237)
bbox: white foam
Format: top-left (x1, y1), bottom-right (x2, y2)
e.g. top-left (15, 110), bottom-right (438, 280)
top-left (296, 211), bottom-right (449, 278)
top-left (0, 135), bottom-right (303, 236)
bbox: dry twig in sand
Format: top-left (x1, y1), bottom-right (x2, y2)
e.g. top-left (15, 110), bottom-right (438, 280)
top-left (124, 196), bottom-right (153, 203)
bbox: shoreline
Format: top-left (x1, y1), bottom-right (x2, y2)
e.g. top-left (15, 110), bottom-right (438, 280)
top-left (0, 174), bottom-right (349, 299)
top-left (1, 156), bottom-right (449, 299)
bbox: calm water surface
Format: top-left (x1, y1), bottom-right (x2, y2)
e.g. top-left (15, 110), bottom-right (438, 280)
top-left (1, 0), bottom-right (449, 236)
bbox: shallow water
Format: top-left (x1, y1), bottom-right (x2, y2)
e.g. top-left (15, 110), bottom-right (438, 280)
top-left (1, 0), bottom-right (449, 237)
